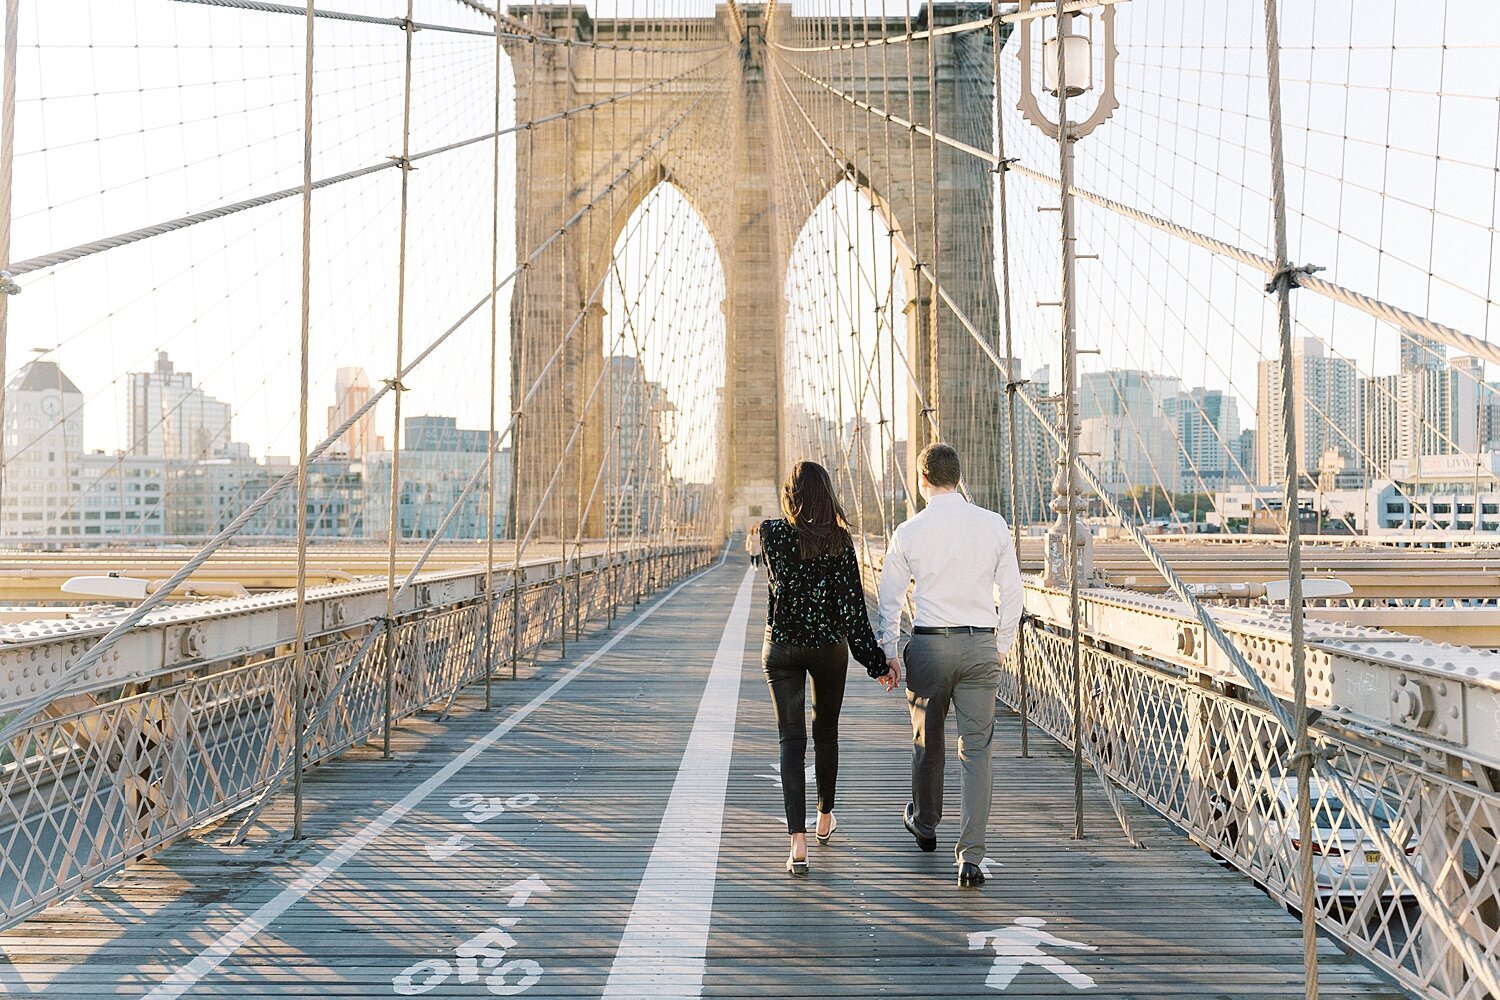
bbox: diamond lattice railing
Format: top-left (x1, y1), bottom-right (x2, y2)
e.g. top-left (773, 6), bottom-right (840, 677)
top-left (0, 544), bottom-right (713, 931)
top-left (1005, 622), bottom-right (1500, 1000)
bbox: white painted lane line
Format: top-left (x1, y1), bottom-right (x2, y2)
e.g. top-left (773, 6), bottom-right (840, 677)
top-left (145, 558), bottom-right (725, 1000)
top-left (602, 566), bottom-right (756, 999)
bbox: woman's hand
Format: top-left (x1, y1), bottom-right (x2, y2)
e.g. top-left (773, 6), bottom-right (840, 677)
top-left (878, 656), bottom-right (902, 692)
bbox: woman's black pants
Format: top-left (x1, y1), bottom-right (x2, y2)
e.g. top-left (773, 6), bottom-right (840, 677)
top-left (762, 636), bottom-right (848, 835)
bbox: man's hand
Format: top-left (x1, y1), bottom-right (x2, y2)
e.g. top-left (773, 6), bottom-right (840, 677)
top-left (878, 656), bottom-right (903, 692)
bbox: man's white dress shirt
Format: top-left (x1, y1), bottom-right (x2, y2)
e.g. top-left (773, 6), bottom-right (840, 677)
top-left (876, 492), bottom-right (1025, 659)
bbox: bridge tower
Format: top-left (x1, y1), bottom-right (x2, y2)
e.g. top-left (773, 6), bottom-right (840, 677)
top-left (505, 4), bottom-right (1008, 536)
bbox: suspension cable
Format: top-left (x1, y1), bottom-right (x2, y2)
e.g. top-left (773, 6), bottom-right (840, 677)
top-left (0, 91), bottom-right (712, 752)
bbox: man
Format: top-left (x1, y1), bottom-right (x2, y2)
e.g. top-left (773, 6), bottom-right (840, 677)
top-left (876, 443), bottom-right (1024, 888)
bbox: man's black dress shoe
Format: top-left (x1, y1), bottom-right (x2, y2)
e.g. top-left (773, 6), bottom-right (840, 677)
top-left (958, 861), bottom-right (986, 888)
top-left (903, 803), bottom-right (937, 852)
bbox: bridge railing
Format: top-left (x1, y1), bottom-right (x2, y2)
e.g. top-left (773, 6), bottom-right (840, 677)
top-left (857, 545), bottom-right (1499, 998)
top-left (0, 541), bottom-right (717, 931)
top-left (1013, 589), bottom-right (1500, 1000)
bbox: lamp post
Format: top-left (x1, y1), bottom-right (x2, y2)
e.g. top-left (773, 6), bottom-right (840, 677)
top-left (1017, 0), bottom-right (1120, 839)
top-left (1016, 1), bottom-right (1117, 590)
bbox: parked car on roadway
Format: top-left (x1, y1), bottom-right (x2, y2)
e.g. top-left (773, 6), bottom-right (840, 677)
top-left (1217, 775), bottom-right (1421, 900)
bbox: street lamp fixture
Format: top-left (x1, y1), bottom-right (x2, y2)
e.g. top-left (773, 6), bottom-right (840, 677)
top-left (1016, 2), bottom-right (1119, 139)
top-left (1042, 18), bottom-right (1090, 97)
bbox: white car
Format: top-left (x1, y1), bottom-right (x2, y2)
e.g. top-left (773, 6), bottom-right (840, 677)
top-left (1242, 776), bottom-right (1422, 901)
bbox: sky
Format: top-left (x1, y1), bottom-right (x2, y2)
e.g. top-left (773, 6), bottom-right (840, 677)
top-left (4, 0), bottom-right (1498, 495)
top-left (995, 0), bottom-right (1500, 426)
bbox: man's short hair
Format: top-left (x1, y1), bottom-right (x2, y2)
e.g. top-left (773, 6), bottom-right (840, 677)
top-left (918, 443), bottom-right (961, 488)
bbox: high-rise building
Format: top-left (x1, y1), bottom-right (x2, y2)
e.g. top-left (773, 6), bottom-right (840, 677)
top-left (1236, 428), bottom-right (1255, 474)
top-left (1079, 369), bottom-right (1182, 496)
top-left (1175, 387), bottom-right (1243, 490)
top-left (128, 352), bottom-right (240, 461)
top-left (363, 415), bottom-right (508, 541)
top-left (1359, 346), bottom-right (1480, 481)
top-left (603, 356), bottom-right (669, 535)
top-left (1361, 373), bottom-right (1402, 481)
top-left (1482, 381), bottom-right (1500, 451)
top-left (1399, 362), bottom-right (1478, 459)
top-left (1256, 336), bottom-right (1358, 487)
top-left (840, 415), bottom-right (882, 530)
top-left (1400, 329), bottom-right (1446, 371)
top-left (1451, 355), bottom-right (1487, 452)
top-left (326, 367), bottom-right (384, 459)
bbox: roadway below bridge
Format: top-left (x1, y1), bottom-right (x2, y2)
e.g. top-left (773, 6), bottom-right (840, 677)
top-left (1024, 537), bottom-right (1500, 604)
top-left (0, 542), bottom-right (622, 606)
top-left (6, 536), bottom-right (1500, 607)
top-left (0, 553), bottom-right (1403, 997)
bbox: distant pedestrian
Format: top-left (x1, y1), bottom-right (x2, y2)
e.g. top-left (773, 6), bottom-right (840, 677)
top-left (877, 443), bottom-right (1023, 889)
top-left (759, 461), bottom-right (888, 877)
top-left (745, 523), bottom-right (763, 568)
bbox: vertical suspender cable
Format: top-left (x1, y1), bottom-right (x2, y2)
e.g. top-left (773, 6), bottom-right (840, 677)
top-left (383, 2), bottom-right (416, 759)
top-left (577, 6), bottom-right (598, 642)
top-left (0, 0), bottom-right (16, 520)
top-left (1260, 0), bottom-right (1318, 993)
top-left (901, 0), bottom-right (922, 489)
top-left (291, 0), bottom-right (316, 840)
top-left (513, 12), bottom-right (540, 677)
top-left (991, 0), bottom-right (1029, 758)
top-left (925, 7), bottom-right (941, 454)
top-left (484, 1), bottom-right (503, 712)
top-left (557, 0), bottom-right (574, 657)
top-left (604, 14), bottom-right (619, 627)
top-left (1053, 0), bottom-right (1084, 840)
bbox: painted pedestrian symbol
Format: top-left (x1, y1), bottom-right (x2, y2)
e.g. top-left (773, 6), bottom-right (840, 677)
top-left (968, 917), bottom-right (1098, 992)
top-left (755, 760), bottom-right (815, 789)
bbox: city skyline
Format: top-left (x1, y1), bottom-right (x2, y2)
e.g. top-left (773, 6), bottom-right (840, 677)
top-left (0, 345), bottom-right (699, 540)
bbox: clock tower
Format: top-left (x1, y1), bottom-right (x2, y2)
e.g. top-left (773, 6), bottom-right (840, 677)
top-left (2, 359), bottom-right (84, 537)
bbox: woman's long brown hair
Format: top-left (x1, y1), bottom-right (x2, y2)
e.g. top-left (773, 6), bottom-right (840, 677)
top-left (780, 460), bottom-right (852, 560)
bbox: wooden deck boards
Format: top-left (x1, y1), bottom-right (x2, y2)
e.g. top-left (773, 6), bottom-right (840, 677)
top-left (0, 556), bottom-right (1405, 997)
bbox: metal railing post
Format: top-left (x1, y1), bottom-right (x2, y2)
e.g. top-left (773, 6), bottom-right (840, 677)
top-left (1018, 618), bottom-right (1031, 758)
top-left (574, 541), bottom-right (583, 640)
top-left (290, 0), bottom-right (317, 841)
top-left (381, 615), bottom-right (396, 759)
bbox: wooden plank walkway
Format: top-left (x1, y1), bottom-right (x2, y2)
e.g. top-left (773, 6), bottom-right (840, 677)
top-left (0, 553), bottom-right (1404, 998)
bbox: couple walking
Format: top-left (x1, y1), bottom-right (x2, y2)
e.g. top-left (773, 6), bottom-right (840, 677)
top-left (759, 443), bottom-right (1024, 886)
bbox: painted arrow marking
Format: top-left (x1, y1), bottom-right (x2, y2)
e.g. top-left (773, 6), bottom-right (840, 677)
top-left (754, 762), bottom-right (816, 789)
top-left (506, 874), bottom-right (551, 908)
top-left (425, 833), bottom-right (470, 861)
top-left (980, 858), bottom-right (999, 878)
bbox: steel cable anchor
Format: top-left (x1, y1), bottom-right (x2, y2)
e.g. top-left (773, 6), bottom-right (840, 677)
top-left (1264, 261), bottom-right (1323, 295)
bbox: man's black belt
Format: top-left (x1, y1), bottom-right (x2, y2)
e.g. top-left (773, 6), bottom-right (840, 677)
top-left (912, 625), bottom-right (996, 635)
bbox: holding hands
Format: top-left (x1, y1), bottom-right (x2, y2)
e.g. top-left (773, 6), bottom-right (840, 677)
top-left (878, 655), bottom-right (903, 692)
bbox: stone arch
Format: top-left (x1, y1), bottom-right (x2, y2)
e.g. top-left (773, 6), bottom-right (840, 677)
top-left (780, 175), bottom-right (918, 527)
top-left (587, 162), bottom-right (732, 320)
top-left (506, 3), bottom-right (1007, 534)
top-left (596, 173), bottom-right (729, 534)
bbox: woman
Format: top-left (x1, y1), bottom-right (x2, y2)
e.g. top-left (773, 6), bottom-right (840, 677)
top-left (745, 523), bottom-right (763, 568)
top-left (760, 460), bottom-right (889, 877)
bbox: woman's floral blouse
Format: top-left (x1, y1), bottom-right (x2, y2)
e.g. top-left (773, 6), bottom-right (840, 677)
top-left (760, 518), bottom-right (888, 678)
